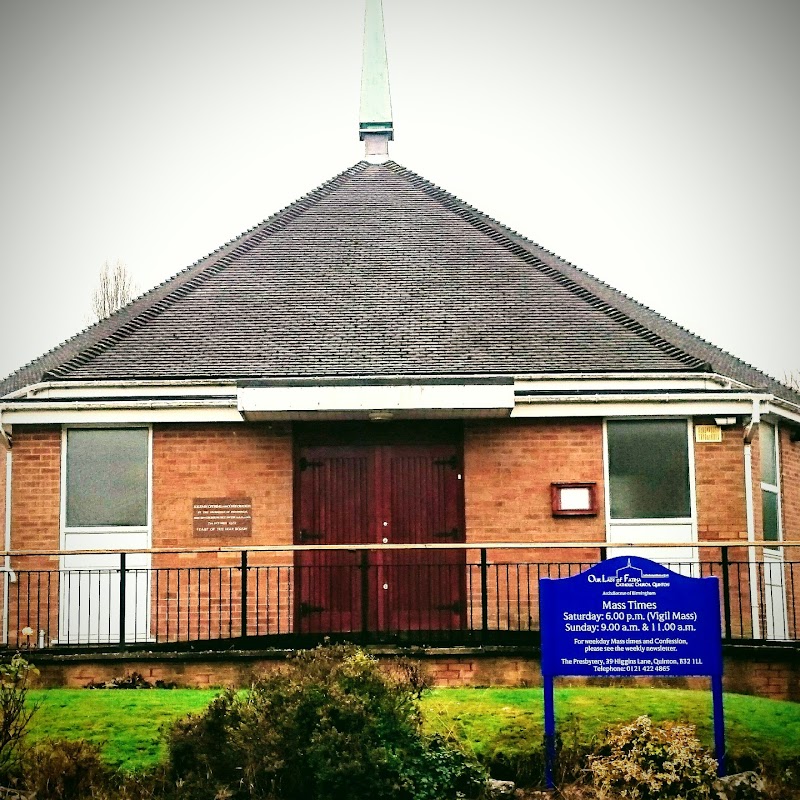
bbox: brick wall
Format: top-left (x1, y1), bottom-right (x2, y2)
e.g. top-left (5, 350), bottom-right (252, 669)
top-left (5, 422), bottom-right (296, 646)
top-left (25, 645), bottom-right (800, 701)
top-left (151, 422), bottom-right (294, 640)
top-left (463, 419), bottom-right (605, 631)
top-left (2, 417), bottom-right (796, 649)
top-left (692, 422), bottom-right (754, 637)
top-left (7, 426), bottom-right (61, 646)
top-left (722, 644), bottom-right (800, 701)
top-left (152, 423), bottom-right (293, 550)
top-left (691, 423), bottom-right (798, 640)
top-left (693, 423), bottom-right (747, 543)
top-left (780, 427), bottom-right (799, 541)
top-left (464, 418), bottom-right (605, 545)
top-left (779, 427), bottom-right (800, 638)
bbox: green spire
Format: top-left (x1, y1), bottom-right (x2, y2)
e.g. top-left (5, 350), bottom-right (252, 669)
top-left (359, 0), bottom-right (393, 154)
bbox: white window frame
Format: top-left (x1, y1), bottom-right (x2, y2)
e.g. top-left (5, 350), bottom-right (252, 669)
top-left (759, 421), bottom-right (782, 549)
top-left (758, 421), bottom-right (788, 639)
top-left (57, 424), bottom-right (153, 645)
top-left (602, 417), bottom-right (699, 573)
top-left (60, 423), bottom-right (153, 541)
top-left (602, 417), bottom-right (698, 529)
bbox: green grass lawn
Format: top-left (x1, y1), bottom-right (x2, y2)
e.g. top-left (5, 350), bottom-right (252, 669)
top-left (422, 687), bottom-right (800, 775)
top-left (26, 687), bottom-right (800, 774)
top-left (28, 689), bottom-right (218, 771)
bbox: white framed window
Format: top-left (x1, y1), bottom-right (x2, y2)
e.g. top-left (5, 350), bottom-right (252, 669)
top-left (606, 419), bottom-right (692, 520)
top-left (758, 421), bottom-right (788, 639)
top-left (64, 427), bottom-right (150, 531)
top-left (603, 418), bottom-right (697, 574)
top-left (58, 425), bottom-right (152, 645)
top-left (759, 422), bottom-right (782, 546)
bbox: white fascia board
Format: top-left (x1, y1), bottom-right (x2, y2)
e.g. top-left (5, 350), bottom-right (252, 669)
top-left (763, 400), bottom-right (800, 426)
top-left (512, 396), bottom-right (760, 419)
top-left (13, 380), bottom-right (238, 400)
top-left (238, 383), bottom-right (515, 419)
top-left (514, 374), bottom-right (743, 393)
top-left (1, 401), bottom-right (243, 425)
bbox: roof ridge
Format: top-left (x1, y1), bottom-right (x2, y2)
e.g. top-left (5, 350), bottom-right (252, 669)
top-left (383, 161), bottom-right (705, 372)
top-left (29, 162), bottom-right (370, 384)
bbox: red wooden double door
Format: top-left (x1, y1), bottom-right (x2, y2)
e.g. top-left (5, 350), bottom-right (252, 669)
top-left (294, 424), bottom-right (466, 634)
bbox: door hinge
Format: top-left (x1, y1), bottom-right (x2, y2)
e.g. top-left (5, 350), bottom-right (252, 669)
top-left (299, 602), bottom-right (325, 617)
top-left (433, 528), bottom-right (460, 541)
top-left (433, 455), bottom-right (458, 469)
top-left (298, 457), bottom-right (323, 471)
top-left (435, 601), bottom-right (464, 614)
top-left (299, 529), bottom-right (324, 542)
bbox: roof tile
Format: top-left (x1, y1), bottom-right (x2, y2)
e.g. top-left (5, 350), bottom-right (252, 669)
top-left (1, 160), bottom-right (797, 407)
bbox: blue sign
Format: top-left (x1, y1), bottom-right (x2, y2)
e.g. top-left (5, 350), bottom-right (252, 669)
top-left (539, 557), bottom-right (725, 788)
top-left (540, 556), bottom-right (722, 678)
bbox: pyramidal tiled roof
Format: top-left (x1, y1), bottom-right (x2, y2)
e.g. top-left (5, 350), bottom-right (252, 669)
top-left (2, 160), bottom-right (797, 405)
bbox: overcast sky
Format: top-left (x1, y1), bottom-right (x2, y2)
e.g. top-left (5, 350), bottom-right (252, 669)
top-left (1, 0), bottom-right (798, 386)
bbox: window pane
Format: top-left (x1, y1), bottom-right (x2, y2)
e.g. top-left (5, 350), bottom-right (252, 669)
top-left (760, 423), bottom-right (777, 486)
top-left (762, 490), bottom-right (779, 542)
top-left (608, 420), bottom-right (691, 519)
top-left (66, 429), bottom-right (148, 527)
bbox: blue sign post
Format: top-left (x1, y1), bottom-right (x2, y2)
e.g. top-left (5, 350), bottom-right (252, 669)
top-left (539, 556), bottom-right (725, 789)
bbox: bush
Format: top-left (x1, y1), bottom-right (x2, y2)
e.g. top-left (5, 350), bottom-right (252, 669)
top-left (167, 643), bottom-right (485, 800)
top-left (0, 655), bottom-right (39, 781)
top-left (22, 739), bottom-right (111, 800)
top-left (588, 715), bottom-right (718, 800)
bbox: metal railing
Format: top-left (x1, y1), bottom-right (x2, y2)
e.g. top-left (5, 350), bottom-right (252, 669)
top-left (2, 542), bottom-right (798, 651)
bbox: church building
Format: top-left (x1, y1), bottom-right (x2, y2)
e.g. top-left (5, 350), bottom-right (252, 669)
top-left (0, 1), bottom-right (797, 671)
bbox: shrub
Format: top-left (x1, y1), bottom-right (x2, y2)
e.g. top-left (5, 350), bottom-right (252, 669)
top-left (588, 715), bottom-right (718, 800)
top-left (22, 739), bottom-right (111, 800)
top-left (0, 655), bottom-right (39, 780)
top-left (167, 689), bottom-right (243, 798)
top-left (167, 643), bottom-right (485, 800)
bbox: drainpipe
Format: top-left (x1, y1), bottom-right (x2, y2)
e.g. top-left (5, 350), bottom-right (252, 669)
top-left (743, 399), bottom-right (761, 639)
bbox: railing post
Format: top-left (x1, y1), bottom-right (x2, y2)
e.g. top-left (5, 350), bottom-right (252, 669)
top-left (240, 550), bottom-right (248, 638)
top-left (118, 552), bottom-right (127, 648)
top-left (721, 546), bottom-right (732, 640)
top-left (361, 550), bottom-right (370, 634)
top-left (480, 548), bottom-right (488, 633)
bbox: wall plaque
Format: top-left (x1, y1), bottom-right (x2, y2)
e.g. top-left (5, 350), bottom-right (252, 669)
top-left (696, 425), bottom-right (723, 443)
top-left (193, 497), bottom-right (253, 538)
top-left (551, 482), bottom-right (598, 516)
